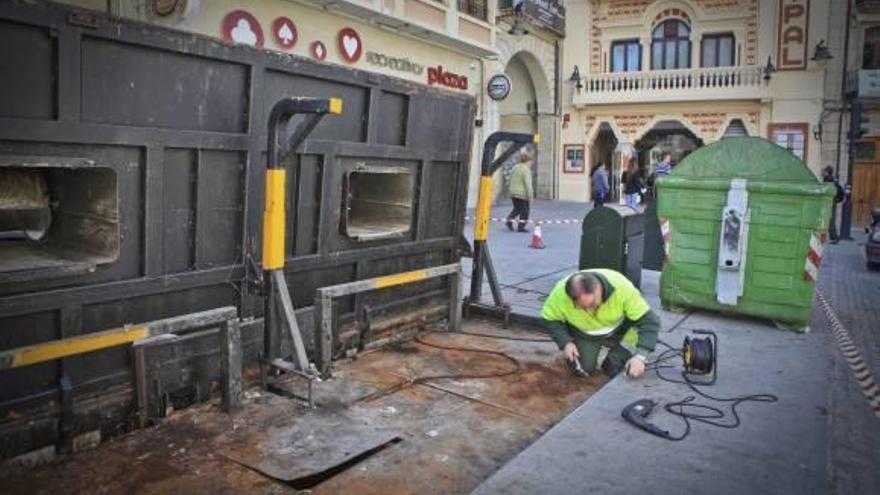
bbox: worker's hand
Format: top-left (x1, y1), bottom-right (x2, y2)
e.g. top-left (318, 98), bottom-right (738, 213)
top-left (625, 356), bottom-right (646, 379)
top-left (563, 342), bottom-right (579, 362)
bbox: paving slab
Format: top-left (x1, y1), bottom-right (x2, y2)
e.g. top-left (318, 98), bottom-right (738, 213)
top-left (463, 200), bottom-right (588, 317)
top-left (473, 278), bottom-right (831, 495)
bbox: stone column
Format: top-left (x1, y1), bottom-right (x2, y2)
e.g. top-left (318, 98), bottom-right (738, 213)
top-left (536, 114), bottom-right (559, 199)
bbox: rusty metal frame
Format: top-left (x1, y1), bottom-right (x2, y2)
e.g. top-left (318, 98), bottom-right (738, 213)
top-left (314, 263), bottom-right (462, 377)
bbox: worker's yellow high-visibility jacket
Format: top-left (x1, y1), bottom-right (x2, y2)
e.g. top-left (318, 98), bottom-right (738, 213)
top-left (540, 269), bottom-right (659, 354)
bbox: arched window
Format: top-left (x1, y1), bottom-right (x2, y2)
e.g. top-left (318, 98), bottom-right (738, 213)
top-left (651, 19), bottom-right (691, 70)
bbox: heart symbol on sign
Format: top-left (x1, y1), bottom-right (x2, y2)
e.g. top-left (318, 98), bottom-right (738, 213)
top-left (342, 35), bottom-right (359, 58)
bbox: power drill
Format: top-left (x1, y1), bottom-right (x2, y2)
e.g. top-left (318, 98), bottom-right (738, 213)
top-left (621, 399), bottom-right (672, 440)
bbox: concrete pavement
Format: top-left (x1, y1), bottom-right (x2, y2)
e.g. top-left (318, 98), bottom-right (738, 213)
top-left (462, 199), bottom-right (590, 316)
top-left (465, 198), bottom-right (880, 495)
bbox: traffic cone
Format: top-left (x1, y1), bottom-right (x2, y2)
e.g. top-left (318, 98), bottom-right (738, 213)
top-left (529, 223), bottom-right (545, 249)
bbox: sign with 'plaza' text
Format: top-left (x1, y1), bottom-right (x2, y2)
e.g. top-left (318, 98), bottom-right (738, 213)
top-left (777, 0), bottom-right (809, 71)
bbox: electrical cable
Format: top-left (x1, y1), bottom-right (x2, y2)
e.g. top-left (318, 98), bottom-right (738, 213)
top-left (665, 311), bottom-right (693, 334)
top-left (353, 331), bottom-right (522, 403)
top-left (648, 345), bottom-right (778, 441)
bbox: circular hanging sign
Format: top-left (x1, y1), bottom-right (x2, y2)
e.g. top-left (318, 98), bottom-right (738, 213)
top-left (272, 17), bottom-right (297, 50)
top-left (487, 74), bottom-right (512, 101)
top-left (337, 27), bottom-right (362, 63)
top-left (310, 40), bottom-right (327, 61)
top-left (221, 10), bottom-right (263, 48)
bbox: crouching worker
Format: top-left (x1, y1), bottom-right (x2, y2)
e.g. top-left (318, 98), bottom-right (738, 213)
top-left (541, 269), bottom-right (660, 379)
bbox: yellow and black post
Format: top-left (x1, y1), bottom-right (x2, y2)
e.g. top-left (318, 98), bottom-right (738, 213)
top-left (467, 131), bottom-right (540, 322)
top-left (263, 97), bottom-right (342, 373)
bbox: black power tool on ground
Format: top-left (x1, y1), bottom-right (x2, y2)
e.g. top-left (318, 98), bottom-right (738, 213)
top-left (621, 399), bottom-right (672, 439)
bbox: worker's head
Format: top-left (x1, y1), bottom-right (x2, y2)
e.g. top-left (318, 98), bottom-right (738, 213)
top-left (822, 165), bottom-right (834, 179)
top-left (565, 272), bottom-right (603, 310)
top-left (662, 152), bottom-right (672, 163)
top-left (519, 152), bottom-right (532, 165)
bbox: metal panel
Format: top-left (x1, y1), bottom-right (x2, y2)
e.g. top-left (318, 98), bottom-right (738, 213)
top-left (0, 19), bottom-right (56, 120)
top-left (0, 1), bottom-right (474, 459)
top-left (377, 90), bottom-right (408, 146)
top-left (263, 70), bottom-right (368, 143)
top-left (80, 37), bottom-right (249, 133)
top-left (162, 148), bottom-right (197, 273)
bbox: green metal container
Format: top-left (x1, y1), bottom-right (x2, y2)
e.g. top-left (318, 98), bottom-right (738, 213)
top-left (657, 137), bottom-right (834, 330)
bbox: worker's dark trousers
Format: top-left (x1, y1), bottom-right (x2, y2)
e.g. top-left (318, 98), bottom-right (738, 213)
top-left (506, 197), bottom-right (530, 231)
top-left (564, 323), bottom-right (634, 377)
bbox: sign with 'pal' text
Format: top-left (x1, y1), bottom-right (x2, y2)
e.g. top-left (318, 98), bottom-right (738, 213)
top-left (777, 0), bottom-right (809, 71)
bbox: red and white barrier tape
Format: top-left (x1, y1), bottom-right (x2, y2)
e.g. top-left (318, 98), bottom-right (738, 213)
top-left (817, 290), bottom-right (880, 418)
top-left (803, 231), bottom-right (828, 282)
top-left (659, 217), bottom-right (671, 260)
top-left (463, 216), bottom-right (582, 225)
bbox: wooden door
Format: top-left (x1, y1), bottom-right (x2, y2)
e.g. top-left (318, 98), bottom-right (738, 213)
top-left (854, 139), bottom-right (880, 226)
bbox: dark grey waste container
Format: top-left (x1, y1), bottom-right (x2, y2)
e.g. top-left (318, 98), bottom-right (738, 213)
top-left (578, 204), bottom-right (644, 288)
top-left (642, 198), bottom-right (664, 271)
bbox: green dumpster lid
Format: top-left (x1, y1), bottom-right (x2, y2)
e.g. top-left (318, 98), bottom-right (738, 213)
top-left (671, 137), bottom-right (818, 182)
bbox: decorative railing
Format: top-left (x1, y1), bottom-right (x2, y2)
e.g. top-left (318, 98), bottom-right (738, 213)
top-left (576, 66), bottom-right (767, 104)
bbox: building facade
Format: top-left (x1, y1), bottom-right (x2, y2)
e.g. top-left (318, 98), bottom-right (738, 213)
top-left (55, 0), bottom-right (568, 206)
top-left (826, 0), bottom-right (880, 225)
top-left (560, 0), bottom-right (836, 203)
top-left (491, 1), bottom-right (565, 201)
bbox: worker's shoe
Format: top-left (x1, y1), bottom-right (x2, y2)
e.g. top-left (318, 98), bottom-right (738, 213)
top-left (506, 219), bottom-right (515, 231)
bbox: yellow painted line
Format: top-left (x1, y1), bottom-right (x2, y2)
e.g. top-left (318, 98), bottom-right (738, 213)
top-left (474, 176), bottom-right (493, 241)
top-left (329, 98), bottom-right (343, 115)
top-left (10, 325), bottom-right (149, 369)
top-left (374, 269), bottom-right (429, 289)
top-left (262, 169), bottom-right (287, 270)
top-left (532, 133), bottom-right (541, 144)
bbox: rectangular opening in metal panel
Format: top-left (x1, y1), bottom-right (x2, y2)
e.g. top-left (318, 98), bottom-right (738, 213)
top-left (342, 166), bottom-right (413, 241)
top-left (0, 156), bottom-right (119, 282)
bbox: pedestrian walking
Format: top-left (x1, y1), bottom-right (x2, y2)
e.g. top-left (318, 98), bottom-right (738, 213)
top-left (822, 165), bottom-right (844, 244)
top-left (506, 152), bottom-right (534, 233)
top-left (591, 162), bottom-right (610, 208)
top-left (623, 160), bottom-right (644, 209)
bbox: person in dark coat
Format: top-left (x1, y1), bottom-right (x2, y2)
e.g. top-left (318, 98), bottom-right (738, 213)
top-left (822, 165), bottom-right (844, 244)
top-left (623, 160), bottom-right (645, 209)
top-left (591, 162), bottom-right (610, 208)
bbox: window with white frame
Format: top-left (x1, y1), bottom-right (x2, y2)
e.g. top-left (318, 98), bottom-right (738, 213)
top-left (611, 39), bottom-right (641, 72)
top-left (701, 33), bottom-right (735, 68)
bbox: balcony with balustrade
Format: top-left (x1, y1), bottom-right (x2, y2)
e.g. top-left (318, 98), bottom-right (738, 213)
top-left (572, 65), bottom-right (770, 107)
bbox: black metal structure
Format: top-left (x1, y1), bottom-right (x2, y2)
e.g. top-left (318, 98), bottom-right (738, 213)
top-left (0, 2), bottom-right (474, 460)
top-left (464, 131), bottom-right (538, 323)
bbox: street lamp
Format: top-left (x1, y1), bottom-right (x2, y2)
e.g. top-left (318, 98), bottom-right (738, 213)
top-left (763, 56), bottom-right (776, 83)
top-left (508, 17), bottom-right (529, 36)
top-left (569, 65), bottom-right (583, 92)
top-left (811, 40), bottom-right (833, 62)
top-left (507, 1), bottom-right (529, 36)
